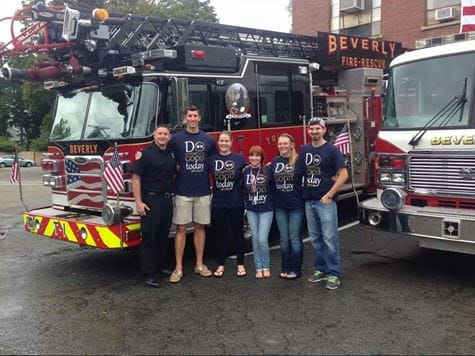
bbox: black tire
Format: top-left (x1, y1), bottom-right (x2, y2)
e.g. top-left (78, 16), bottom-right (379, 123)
top-left (25, 162), bottom-right (33, 167)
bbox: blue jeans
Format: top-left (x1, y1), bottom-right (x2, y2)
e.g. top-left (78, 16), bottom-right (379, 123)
top-left (305, 200), bottom-right (340, 277)
top-left (275, 207), bottom-right (304, 274)
top-left (246, 210), bottom-right (273, 271)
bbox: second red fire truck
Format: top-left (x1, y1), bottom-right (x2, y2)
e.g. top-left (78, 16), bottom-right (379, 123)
top-left (359, 32), bottom-right (475, 255)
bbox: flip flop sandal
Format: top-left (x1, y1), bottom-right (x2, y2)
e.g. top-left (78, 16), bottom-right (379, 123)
top-left (213, 268), bottom-right (225, 278)
top-left (237, 268), bottom-right (247, 277)
top-left (279, 272), bottom-right (289, 279)
top-left (255, 271), bottom-right (264, 279)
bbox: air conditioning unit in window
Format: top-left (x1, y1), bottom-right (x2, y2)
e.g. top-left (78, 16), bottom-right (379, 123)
top-left (340, 0), bottom-right (364, 13)
top-left (435, 7), bottom-right (455, 21)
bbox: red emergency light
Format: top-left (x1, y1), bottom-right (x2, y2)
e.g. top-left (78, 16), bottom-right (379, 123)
top-left (191, 50), bottom-right (206, 59)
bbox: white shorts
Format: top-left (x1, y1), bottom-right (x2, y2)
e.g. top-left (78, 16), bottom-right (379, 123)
top-left (172, 194), bottom-right (211, 225)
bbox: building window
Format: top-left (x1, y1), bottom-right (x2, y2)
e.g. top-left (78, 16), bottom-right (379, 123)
top-left (331, 0), bottom-right (340, 32)
top-left (332, 0), bottom-right (381, 37)
top-left (427, 0), bottom-right (461, 26)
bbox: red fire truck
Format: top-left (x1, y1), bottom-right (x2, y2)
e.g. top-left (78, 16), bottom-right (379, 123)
top-left (1, 4), bottom-right (402, 249)
top-left (359, 33), bottom-right (475, 255)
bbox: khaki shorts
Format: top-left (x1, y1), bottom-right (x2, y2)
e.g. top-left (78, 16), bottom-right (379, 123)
top-left (173, 194), bottom-right (211, 225)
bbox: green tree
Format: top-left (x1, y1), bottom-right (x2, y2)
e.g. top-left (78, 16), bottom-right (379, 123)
top-left (0, 55), bottom-right (55, 148)
top-left (30, 112), bottom-right (53, 151)
top-left (0, 82), bottom-right (31, 147)
top-left (0, 136), bottom-right (17, 152)
top-left (153, 0), bottom-right (217, 21)
top-left (0, 81), bottom-right (14, 137)
top-left (100, 0), bottom-right (217, 21)
top-left (286, 0), bottom-right (293, 32)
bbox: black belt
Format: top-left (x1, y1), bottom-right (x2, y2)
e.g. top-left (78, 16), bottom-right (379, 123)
top-left (144, 191), bottom-right (174, 198)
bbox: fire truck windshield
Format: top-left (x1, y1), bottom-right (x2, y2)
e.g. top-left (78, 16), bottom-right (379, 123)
top-left (383, 52), bottom-right (474, 130)
top-left (49, 83), bottom-right (158, 141)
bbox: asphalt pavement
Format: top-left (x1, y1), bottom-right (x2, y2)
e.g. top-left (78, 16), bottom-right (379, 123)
top-left (0, 167), bottom-right (474, 354)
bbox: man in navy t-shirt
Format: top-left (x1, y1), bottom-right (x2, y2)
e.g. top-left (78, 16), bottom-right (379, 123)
top-left (294, 117), bottom-right (348, 290)
top-left (168, 105), bottom-right (217, 283)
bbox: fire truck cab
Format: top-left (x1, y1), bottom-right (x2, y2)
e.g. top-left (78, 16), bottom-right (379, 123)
top-left (359, 33), bottom-right (475, 255)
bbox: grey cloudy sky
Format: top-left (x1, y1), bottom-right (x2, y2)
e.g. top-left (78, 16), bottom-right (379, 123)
top-left (0, 0), bottom-right (291, 45)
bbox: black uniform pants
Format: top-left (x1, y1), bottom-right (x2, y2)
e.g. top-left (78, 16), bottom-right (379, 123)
top-left (140, 194), bottom-right (173, 277)
top-left (212, 206), bottom-right (245, 265)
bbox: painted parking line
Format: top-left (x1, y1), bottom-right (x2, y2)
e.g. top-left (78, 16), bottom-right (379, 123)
top-left (229, 220), bottom-right (360, 259)
top-left (0, 182), bottom-right (43, 186)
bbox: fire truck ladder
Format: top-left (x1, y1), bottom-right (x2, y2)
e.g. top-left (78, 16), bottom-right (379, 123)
top-left (0, 3), bottom-right (321, 70)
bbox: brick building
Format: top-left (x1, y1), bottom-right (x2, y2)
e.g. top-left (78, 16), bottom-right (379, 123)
top-left (292, 0), bottom-right (462, 48)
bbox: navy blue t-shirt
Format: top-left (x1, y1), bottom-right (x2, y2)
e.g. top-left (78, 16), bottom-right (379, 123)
top-left (269, 156), bottom-right (304, 209)
top-left (169, 130), bottom-right (217, 197)
top-left (242, 166), bottom-right (273, 212)
top-left (294, 142), bottom-right (346, 201)
top-left (210, 152), bottom-right (246, 208)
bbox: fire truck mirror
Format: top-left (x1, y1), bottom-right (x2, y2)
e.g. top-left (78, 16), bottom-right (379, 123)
top-left (171, 77), bottom-right (189, 125)
top-left (225, 83), bottom-right (250, 119)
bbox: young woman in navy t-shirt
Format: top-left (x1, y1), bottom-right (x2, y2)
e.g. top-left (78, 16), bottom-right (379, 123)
top-left (269, 134), bottom-right (304, 280)
top-left (209, 131), bottom-right (247, 277)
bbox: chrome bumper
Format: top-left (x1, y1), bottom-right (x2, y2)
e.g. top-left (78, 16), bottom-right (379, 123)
top-left (359, 198), bottom-right (475, 255)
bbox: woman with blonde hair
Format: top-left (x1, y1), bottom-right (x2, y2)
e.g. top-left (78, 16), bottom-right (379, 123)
top-left (269, 133), bottom-right (304, 279)
top-left (242, 145), bottom-right (274, 278)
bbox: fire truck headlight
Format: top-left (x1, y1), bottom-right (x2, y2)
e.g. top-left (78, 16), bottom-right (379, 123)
top-left (379, 172), bottom-right (391, 183)
top-left (102, 203), bottom-right (133, 225)
top-left (391, 173), bottom-right (405, 184)
top-left (43, 175), bottom-right (63, 188)
top-left (381, 188), bottom-right (407, 211)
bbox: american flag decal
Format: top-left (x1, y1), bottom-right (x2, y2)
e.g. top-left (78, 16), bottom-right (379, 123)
top-left (104, 144), bottom-right (124, 194)
top-left (65, 157), bottom-right (103, 207)
top-left (9, 152), bottom-right (20, 183)
top-left (335, 123), bottom-right (350, 155)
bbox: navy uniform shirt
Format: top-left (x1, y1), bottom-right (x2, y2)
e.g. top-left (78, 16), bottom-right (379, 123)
top-left (242, 166), bottom-right (274, 212)
top-left (169, 130), bottom-right (217, 197)
top-left (209, 152), bottom-right (246, 208)
top-left (130, 144), bottom-right (176, 193)
top-left (269, 156), bottom-right (304, 209)
top-left (294, 142), bottom-right (346, 201)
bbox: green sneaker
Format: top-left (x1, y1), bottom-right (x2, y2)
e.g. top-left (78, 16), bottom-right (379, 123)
top-left (307, 270), bottom-right (327, 283)
top-left (325, 276), bottom-right (340, 290)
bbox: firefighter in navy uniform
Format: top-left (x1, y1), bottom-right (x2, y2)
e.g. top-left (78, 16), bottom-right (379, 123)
top-left (131, 125), bottom-right (176, 288)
